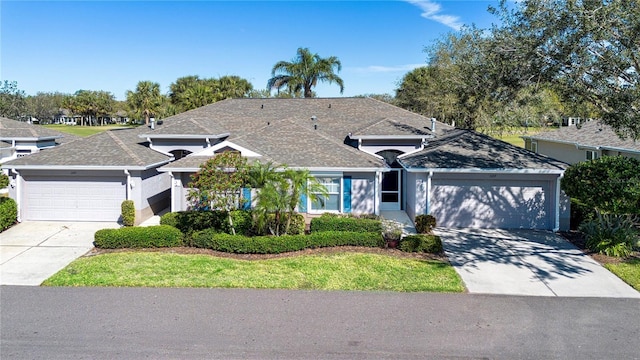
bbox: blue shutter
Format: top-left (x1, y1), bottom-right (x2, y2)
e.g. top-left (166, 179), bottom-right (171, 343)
top-left (299, 183), bottom-right (308, 213)
top-left (343, 176), bottom-right (352, 213)
top-left (242, 187), bottom-right (251, 210)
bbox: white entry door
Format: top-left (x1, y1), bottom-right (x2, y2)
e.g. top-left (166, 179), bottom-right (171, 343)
top-left (380, 170), bottom-right (401, 211)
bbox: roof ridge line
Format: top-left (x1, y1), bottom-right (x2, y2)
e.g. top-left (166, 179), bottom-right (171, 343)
top-left (106, 131), bottom-right (144, 166)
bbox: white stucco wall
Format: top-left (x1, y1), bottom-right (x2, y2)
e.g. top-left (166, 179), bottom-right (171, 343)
top-left (358, 139), bottom-right (422, 156)
top-left (345, 172), bottom-right (375, 214)
top-left (150, 138), bottom-right (220, 155)
top-left (536, 141), bottom-right (591, 164)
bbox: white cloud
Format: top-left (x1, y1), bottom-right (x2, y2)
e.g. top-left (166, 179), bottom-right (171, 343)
top-left (350, 64), bottom-right (425, 74)
top-left (403, 0), bottom-right (464, 30)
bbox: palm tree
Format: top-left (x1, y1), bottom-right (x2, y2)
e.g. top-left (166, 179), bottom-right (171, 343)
top-left (267, 47), bottom-right (344, 98)
top-left (126, 81), bottom-right (164, 125)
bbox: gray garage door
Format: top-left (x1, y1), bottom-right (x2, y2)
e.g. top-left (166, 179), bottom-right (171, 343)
top-left (431, 179), bottom-right (551, 229)
top-left (23, 176), bottom-right (126, 221)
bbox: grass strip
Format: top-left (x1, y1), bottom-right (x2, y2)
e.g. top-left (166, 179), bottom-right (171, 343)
top-left (604, 258), bottom-right (640, 291)
top-left (43, 252), bottom-right (464, 292)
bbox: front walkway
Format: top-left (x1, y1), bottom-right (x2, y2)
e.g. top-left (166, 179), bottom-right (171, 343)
top-left (0, 221), bottom-right (119, 285)
top-left (436, 228), bottom-right (640, 298)
top-left (379, 211), bottom-right (417, 237)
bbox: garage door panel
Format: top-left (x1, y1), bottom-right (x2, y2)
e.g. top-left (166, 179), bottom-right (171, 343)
top-left (24, 176), bottom-right (125, 221)
top-left (431, 179), bottom-right (550, 230)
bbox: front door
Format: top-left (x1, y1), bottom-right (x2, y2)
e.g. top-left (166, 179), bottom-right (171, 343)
top-left (380, 170), bottom-right (401, 211)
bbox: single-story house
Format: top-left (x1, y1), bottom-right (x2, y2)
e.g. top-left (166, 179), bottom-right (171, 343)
top-left (0, 117), bottom-right (78, 163)
top-left (2, 98), bottom-right (570, 230)
top-left (522, 120), bottom-right (640, 164)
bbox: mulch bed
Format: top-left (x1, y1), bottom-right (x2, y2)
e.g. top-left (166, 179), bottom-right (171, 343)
top-left (558, 230), bottom-right (640, 265)
top-left (87, 245), bottom-right (449, 262)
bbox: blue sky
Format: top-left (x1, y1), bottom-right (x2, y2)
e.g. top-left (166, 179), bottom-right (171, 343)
top-left (1, 1), bottom-right (499, 100)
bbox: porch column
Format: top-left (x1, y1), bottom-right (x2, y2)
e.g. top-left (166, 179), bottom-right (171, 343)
top-left (554, 174), bottom-right (562, 232)
top-left (426, 171), bottom-right (433, 215)
top-left (169, 172), bottom-right (175, 213)
top-left (374, 171), bottom-right (381, 215)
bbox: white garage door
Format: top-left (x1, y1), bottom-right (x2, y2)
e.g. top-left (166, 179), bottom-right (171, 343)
top-left (23, 176), bottom-right (126, 221)
top-left (431, 179), bottom-right (551, 229)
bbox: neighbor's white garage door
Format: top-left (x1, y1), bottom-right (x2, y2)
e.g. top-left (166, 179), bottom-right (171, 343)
top-left (23, 176), bottom-right (126, 221)
top-left (430, 179), bottom-right (551, 229)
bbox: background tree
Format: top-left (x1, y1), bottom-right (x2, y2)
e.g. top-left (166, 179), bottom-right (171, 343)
top-left (25, 92), bottom-right (68, 124)
top-left (187, 152), bottom-right (249, 235)
top-left (490, 0), bottom-right (640, 139)
top-left (0, 80), bottom-right (27, 119)
top-left (126, 81), bottom-right (164, 125)
top-left (169, 75), bottom-right (254, 112)
top-left (63, 90), bottom-right (115, 126)
top-left (267, 47), bottom-right (344, 98)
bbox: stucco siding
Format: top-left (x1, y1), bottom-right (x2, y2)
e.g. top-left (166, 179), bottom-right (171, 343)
top-left (345, 172), bottom-right (375, 214)
top-left (132, 168), bottom-right (171, 223)
top-left (535, 140), bottom-right (586, 164)
top-left (150, 139), bottom-right (217, 155)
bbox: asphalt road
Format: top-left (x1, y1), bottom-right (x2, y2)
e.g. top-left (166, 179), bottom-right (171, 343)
top-left (1, 286), bottom-right (639, 359)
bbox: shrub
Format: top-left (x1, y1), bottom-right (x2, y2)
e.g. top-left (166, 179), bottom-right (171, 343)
top-left (415, 214), bottom-right (437, 234)
top-left (579, 214), bottom-right (638, 257)
top-left (159, 210), bottom-right (230, 236)
top-left (256, 212), bottom-right (306, 236)
top-left (381, 219), bottom-right (403, 241)
top-left (569, 198), bottom-right (595, 230)
top-left (0, 173), bottom-right (9, 189)
top-left (94, 225), bottom-right (183, 249)
top-left (192, 230), bottom-right (384, 254)
top-left (310, 215), bottom-right (382, 233)
top-left (398, 234), bottom-right (443, 254)
top-left (0, 197), bottom-right (17, 231)
top-left (121, 200), bottom-right (135, 226)
top-left (230, 210), bottom-right (254, 236)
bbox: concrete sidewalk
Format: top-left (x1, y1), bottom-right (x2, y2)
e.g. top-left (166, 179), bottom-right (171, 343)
top-left (0, 222), bottom-right (119, 285)
top-left (436, 228), bottom-right (640, 298)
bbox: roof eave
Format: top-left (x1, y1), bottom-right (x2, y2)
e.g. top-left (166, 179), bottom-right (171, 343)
top-left (401, 166), bottom-right (565, 174)
top-left (350, 134), bottom-right (434, 140)
top-left (3, 159), bottom-right (172, 171)
top-left (138, 133), bottom-right (230, 140)
top-left (0, 136), bottom-right (62, 141)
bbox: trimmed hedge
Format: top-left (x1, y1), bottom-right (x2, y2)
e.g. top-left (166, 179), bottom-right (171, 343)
top-left (94, 225), bottom-right (183, 249)
top-left (398, 234), bottom-right (443, 254)
top-left (160, 210), bottom-right (230, 235)
top-left (192, 230), bottom-right (384, 254)
top-left (0, 197), bottom-right (17, 231)
top-left (415, 214), bottom-right (437, 234)
top-left (310, 215), bottom-right (382, 233)
top-left (121, 200), bottom-right (135, 227)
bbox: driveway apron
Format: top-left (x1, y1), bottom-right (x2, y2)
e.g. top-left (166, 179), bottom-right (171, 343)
top-left (436, 228), bottom-right (640, 298)
top-left (0, 222), bottom-right (119, 286)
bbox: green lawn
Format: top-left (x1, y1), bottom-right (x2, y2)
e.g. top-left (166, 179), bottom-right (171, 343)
top-left (43, 252), bottom-right (465, 292)
top-left (481, 127), bottom-right (556, 148)
top-left (604, 258), bottom-right (640, 291)
top-left (43, 124), bottom-right (133, 137)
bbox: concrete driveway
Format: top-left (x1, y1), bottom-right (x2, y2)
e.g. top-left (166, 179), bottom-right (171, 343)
top-left (436, 228), bottom-right (640, 298)
top-left (0, 221), bottom-right (119, 286)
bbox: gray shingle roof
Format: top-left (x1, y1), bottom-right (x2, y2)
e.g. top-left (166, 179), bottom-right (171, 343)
top-left (526, 120), bottom-right (640, 153)
top-left (2, 126), bottom-right (170, 169)
top-left (141, 98), bottom-right (451, 140)
top-left (399, 130), bottom-right (568, 171)
top-left (161, 118), bottom-right (386, 171)
top-left (0, 117), bottom-right (78, 144)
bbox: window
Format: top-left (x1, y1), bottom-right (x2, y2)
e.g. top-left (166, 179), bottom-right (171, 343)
top-left (586, 150), bottom-right (599, 160)
top-left (311, 177), bottom-right (340, 212)
top-left (525, 140), bottom-right (538, 153)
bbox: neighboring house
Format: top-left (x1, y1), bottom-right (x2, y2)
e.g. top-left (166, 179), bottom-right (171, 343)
top-left (523, 120), bottom-right (640, 164)
top-left (2, 98), bottom-right (570, 230)
top-left (0, 117), bottom-right (78, 164)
